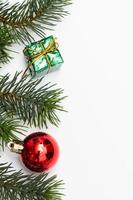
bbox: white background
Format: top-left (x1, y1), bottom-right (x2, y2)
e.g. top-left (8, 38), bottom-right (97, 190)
top-left (1, 0), bottom-right (133, 199)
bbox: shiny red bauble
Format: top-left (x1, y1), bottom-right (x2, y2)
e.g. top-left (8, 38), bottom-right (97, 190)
top-left (21, 132), bottom-right (59, 172)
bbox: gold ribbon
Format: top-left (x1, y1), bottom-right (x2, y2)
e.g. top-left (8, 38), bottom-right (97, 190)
top-left (23, 38), bottom-right (59, 77)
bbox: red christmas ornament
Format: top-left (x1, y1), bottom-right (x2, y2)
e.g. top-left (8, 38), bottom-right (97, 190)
top-left (8, 132), bottom-right (59, 172)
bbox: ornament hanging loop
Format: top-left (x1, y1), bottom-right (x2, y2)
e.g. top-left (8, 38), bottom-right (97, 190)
top-left (7, 140), bottom-right (24, 154)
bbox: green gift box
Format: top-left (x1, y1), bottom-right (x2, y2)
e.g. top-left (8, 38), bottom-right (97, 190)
top-left (23, 36), bottom-right (64, 77)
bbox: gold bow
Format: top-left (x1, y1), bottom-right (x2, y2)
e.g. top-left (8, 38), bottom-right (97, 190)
top-left (23, 38), bottom-right (58, 77)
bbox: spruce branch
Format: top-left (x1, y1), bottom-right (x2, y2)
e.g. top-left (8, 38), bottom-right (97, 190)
top-left (0, 27), bottom-right (13, 64)
top-left (0, 72), bottom-right (66, 128)
top-left (0, 0), bottom-right (72, 44)
top-left (0, 110), bottom-right (25, 150)
top-left (0, 163), bottom-right (64, 200)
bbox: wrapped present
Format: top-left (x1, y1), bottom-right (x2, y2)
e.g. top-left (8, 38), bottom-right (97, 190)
top-left (23, 36), bottom-right (64, 77)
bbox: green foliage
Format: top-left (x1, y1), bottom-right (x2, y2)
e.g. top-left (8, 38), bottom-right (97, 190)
top-left (0, 27), bottom-right (13, 64)
top-left (0, 110), bottom-right (25, 150)
top-left (0, 72), bottom-right (66, 128)
top-left (0, 0), bottom-right (71, 44)
top-left (0, 163), bottom-right (64, 200)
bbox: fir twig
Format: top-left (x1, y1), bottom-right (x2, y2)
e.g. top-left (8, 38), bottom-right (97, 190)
top-left (0, 72), bottom-right (66, 128)
top-left (0, 109), bottom-right (25, 150)
top-left (0, 27), bottom-right (13, 64)
top-left (0, 0), bottom-right (72, 44)
top-left (0, 163), bottom-right (64, 200)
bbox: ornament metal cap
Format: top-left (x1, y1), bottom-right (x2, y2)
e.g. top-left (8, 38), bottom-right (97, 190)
top-left (7, 140), bottom-right (24, 154)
